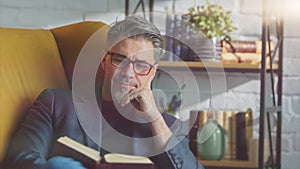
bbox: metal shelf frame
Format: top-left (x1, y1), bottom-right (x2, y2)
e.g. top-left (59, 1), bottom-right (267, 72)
top-left (125, 0), bottom-right (154, 22)
top-left (259, 0), bottom-right (283, 168)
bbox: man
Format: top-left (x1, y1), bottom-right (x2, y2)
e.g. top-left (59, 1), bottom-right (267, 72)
top-left (6, 16), bottom-right (203, 169)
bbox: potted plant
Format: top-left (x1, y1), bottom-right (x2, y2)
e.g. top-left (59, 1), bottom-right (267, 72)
top-left (182, 0), bottom-right (237, 40)
top-left (166, 84), bottom-right (186, 116)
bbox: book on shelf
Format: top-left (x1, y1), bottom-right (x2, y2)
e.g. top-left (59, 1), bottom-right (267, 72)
top-left (164, 13), bottom-right (193, 62)
top-left (221, 40), bottom-right (274, 64)
top-left (188, 110), bottom-right (208, 156)
top-left (188, 109), bottom-right (254, 161)
top-left (217, 110), bottom-right (236, 160)
top-left (221, 40), bottom-right (274, 54)
top-left (229, 111), bottom-right (237, 160)
top-left (235, 108), bottom-right (254, 161)
top-left (226, 109), bottom-right (255, 161)
top-left (248, 138), bottom-right (271, 163)
top-left (235, 112), bottom-right (248, 160)
top-left (52, 136), bottom-right (154, 169)
top-left (245, 108), bottom-right (253, 159)
top-left (221, 52), bottom-right (271, 64)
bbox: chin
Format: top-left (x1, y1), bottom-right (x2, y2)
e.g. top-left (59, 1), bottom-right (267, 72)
top-left (111, 90), bottom-right (124, 105)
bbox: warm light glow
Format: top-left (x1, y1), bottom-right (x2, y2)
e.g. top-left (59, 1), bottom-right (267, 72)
top-left (284, 0), bottom-right (300, 18)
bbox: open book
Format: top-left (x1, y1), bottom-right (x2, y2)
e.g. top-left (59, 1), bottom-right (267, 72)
top-left (53, 136), bottom-right (154, 169)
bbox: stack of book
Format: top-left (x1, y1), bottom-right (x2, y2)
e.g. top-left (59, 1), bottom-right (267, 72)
top-left (164, 13), bottom-right (191, 61)
top-left (165, 13), bottom-right (216, 62)
top-left (189, 109), bottom-right (254, 161)
top-left (221, 40), bottom-right (274, 64)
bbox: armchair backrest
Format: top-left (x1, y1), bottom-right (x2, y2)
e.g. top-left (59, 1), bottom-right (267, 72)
top-left (0, 21), bottom-right (107, 165)
top-left (51, 21), bottom-right (107, 86)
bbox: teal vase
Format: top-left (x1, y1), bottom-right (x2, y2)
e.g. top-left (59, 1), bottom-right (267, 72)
top-left (197, 119), bottom-right (226, 160)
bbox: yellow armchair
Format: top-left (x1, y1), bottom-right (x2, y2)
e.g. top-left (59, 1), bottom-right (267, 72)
top-left (0, 21), bottom-right (107, 167)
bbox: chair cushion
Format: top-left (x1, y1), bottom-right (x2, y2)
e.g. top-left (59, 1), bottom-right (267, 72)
top-left (51, 21), bottom-right (108, 86)
top-left (0, 27), bottom-right (69, 162)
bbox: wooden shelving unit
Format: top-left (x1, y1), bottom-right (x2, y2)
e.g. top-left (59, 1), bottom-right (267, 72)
top-left (158, 61), bottom-right (278, 73)
top-left (158, 59), bottom-right (282, 169)
top-left (198, 159), bottom-right (259, 169)
top-left (159, 0), bottom-right (284, 168)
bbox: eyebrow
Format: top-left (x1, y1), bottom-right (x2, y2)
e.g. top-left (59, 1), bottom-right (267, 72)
top-left (108, 51), bottom-right (127, 58)
top-left (108, 51), bottom-right (153, 64)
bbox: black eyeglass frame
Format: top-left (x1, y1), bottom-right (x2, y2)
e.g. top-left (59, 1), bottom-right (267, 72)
top-left (106, 51), bottom-right (155, 76)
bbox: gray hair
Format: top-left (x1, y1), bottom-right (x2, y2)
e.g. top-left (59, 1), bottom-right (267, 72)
top-left (107, 15), bottom-right (163, 62)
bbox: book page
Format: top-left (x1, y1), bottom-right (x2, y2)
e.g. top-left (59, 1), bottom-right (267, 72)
top-left (104, 153), bottom-right (153, 164)
top-left (57, 136), bottom-right (101, 162)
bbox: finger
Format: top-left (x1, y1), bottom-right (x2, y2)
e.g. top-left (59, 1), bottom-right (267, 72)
top-left (121, 89), bottom-right (142, 106)
top-left (121, 93), bottom-right (131, 106)
top-left (129, 92), bottom-right (140, 102)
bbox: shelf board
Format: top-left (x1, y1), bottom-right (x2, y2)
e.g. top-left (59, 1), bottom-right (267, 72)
top-left (198, 159), bottom-right (258, 168)
top-left (158, 61), bottom-right (278, 73)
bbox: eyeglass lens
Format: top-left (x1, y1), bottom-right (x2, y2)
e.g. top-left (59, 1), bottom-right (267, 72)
top-left (109, 51), bottom-right (153, 75)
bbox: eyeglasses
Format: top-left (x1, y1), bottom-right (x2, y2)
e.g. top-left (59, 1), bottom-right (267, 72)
top-left (107, 51), bottom-right (155, 76)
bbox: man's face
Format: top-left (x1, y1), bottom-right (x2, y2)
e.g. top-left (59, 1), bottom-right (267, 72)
top-left (101, 38), bottom-right (158, 104)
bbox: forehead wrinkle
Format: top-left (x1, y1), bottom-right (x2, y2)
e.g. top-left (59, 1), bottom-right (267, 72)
top-left (110, 39), bottom-right (155, 63)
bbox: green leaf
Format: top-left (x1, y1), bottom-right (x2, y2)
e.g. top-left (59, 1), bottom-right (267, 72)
top-left (183, 1), bottom-right (237, 39)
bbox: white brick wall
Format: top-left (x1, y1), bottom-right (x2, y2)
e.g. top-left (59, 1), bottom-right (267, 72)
top-left (291, 96), bottom-right (300, 115)
top-left (46, 0), bottom-right (108, 12)
top-left (0, 0), bottom-right (46, 8)
top-left (0, 7), bottom-right (19, 26)
top-left (282, 152), bottom-right (300, 169)
top-left (283, 78), bottom-right (300, 95)
top-left (0, 0), bottom-right (299, 168)
top-left (240, 0), bottom-right (262, 15)
top-left (282, 134), bottom-right (293, 152)
top-left (294, 134), bottom-right (300, 151)
top-left (284, 38), bottom-right (300, 58)
top-left (284, 58), bottom-right (300, 76)
top-left (18, 8), bottom-right (83, 28)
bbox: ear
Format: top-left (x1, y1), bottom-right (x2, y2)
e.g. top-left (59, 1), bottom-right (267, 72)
top-left (149, 64), bottom-right (158, 79)
top-left (100, 50), bottom-right (107, 71)
top-left (100, 60), bottom-right (105, 71)
top-left (146, 65), bottom-right (158, 89)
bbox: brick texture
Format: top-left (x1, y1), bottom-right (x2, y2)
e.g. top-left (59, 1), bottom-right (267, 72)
top-left (46, 0), bottom-right (107, 12)
top-left (0, 0), bottom-right (46, 8)
top-left (18, 8), bottom-right (83, 28)
top-left (284, 38), bottom-right (300, 58)
top-left (283, 78), bottom-right (300, 95)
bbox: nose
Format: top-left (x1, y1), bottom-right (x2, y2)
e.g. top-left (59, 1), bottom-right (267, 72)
top-left (123, 62), bottom-right (135, 77)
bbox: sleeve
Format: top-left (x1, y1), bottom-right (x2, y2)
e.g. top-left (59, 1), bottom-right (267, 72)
top-left (6, 89), bottom-right (56, 169)
top-left (151, 118), bottom-right (204, 169)
top-left (151, 137), bottom-right (204, 169)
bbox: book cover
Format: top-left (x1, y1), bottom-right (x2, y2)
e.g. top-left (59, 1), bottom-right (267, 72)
top-left (164, 13), bottom-right (175, 61)
top-left (245, 108), bottom-right (253, 159)
top-left (188, 110), bottom-right (208, 157)
top-left (52, 136), bottom-right (154, 169)
top-left (222, 40), bottom-right (274, 54)
top-left (235, 112), bottom-right (248, 160)
top-left (229, 111), bottom-right (237, 160)
top-left (218, 110), bottom-right (235, 160)
top-left (222, 52), bottom-right (271, 64)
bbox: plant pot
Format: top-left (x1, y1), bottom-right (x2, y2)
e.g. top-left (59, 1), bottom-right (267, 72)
top-left (190, 36), bottom-right (222, 62)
